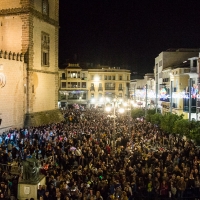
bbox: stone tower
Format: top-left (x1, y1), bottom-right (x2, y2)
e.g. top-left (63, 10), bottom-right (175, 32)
top-left (0, 0), bottom-right (63, 130)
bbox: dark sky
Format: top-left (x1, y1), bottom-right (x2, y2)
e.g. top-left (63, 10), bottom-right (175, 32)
top-left (59, 0), bottom-right (200, 73)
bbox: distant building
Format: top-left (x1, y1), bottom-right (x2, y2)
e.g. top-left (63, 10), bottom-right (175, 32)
top-left (58, 63), bottom-right (131, 108)
top-left (129, 73), bottom-right (155, 108)
top-left (154, 48), bottom-right (199, 114)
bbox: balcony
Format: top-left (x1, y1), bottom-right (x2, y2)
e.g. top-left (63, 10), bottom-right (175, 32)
top-left (60, 77), bottom-right (66, 80)
top-left (172, 103), bottom-right (177, 108)
top-left (98, 87), bottom-right (103, 91)
top-left (173, 87), bottom-right (177, 92)
top-left (90, 86), bottom-right (95, 91)
top-left (105, 87), bottom-right (115, 90)
top-left (67, 76), bottom-right (81, 80)
top-left (118, 87), bottom-right (123, 91)
top-left (190, 67), bottom-right (197, 73)
top-left (68, 97), bottom-right (87, 100)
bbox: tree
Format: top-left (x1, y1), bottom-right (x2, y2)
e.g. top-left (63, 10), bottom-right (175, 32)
top-left (160, 113), bottom-right (183, 134)
top-left (173, 119), bottom-right (190, 136)
top-left (149, 113), bottom-right (163, 126)
top-left (187, 121), bottom-right (200, 145)
top-left (131, 108), bottom-right (145, 119)
top-left (146, 109), bottom-right (157, 122)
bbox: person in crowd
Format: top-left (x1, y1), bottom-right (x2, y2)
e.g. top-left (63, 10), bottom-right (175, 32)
top-left (0, 107), bottom-right (200, 199)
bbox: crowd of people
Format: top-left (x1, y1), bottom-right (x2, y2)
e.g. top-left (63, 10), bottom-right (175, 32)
top-left (0, 107), bottom-right (200, 200)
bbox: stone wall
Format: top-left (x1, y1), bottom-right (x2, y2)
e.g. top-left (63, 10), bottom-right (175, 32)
top-left (0, 55), bottom-right (26, 133)
top-left (24, 109), bottom-right (64, 127)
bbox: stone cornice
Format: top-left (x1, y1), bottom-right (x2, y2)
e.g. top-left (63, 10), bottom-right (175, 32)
top-left (0, 7), bottom-right (59, 27)
top-left (27, 68), bottom-right (59, 75)
top-left (0, 50), bottom-right (24, 62)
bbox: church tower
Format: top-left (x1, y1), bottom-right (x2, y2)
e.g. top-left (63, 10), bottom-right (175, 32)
top-left (0, 0), bottom-right (63, 129)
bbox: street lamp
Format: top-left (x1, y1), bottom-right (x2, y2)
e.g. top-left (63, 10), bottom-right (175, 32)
top-left (105, 98), bottom-right (124, 154)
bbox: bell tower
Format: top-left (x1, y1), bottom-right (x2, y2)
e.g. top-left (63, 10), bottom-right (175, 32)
top-left (0, 0), bottom-right (63, 128)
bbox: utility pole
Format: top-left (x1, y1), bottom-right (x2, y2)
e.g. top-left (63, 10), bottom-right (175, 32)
top-left (145, 84), bottom-right (148, 117)
top-left (189, 78), bottom-right (192, 121)
top-left (156, 70), bottom-right (158, 113)
top-left (170, 81), bottom-right (173, 113)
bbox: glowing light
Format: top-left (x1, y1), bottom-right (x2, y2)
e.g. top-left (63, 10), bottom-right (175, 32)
top-left (105, 106), bottom-right (111, 112)
top-left (106, 97), bottom-right (110, 102)
top-left (99, 97), bottom-right (104, 102)
top-left (118, 107), bottom-right (124, 113)
top-left (123, 102), bottom-right (128, 107)
top-left (91, 98), bottom-right (96, 103)
top-left (94, 76), bottom-right (100, 82)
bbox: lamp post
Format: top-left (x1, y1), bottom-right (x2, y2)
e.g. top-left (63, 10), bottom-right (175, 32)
top-left (145, 84), bottom-right (148, 117)
top-left (113, 99), bottom-right (116, 151)
top-left (105, 98), bottom-right (124, 154)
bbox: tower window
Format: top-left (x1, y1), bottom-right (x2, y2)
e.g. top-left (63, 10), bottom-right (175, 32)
top-left (41, 32), bottom-right (50, 67)
top-left (42, 0), bottom-right (49, 15)
top-left (32, 85), bottom-right (34, 93)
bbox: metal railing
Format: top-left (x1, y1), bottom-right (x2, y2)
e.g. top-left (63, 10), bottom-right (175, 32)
top-left (98, 87), bottom-right (103, 91)
top-left (90, 86), bottom-right (95, 91)
top-left (0, 163), bottom-right (21, 174)
top-left (105, 87), bottom-right (115, 90)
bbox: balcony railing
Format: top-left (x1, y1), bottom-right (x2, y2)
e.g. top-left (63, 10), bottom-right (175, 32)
top-left (68, 97), bottom-right (87, 100)
top-left (118, 87), bottom-right (123, 91)
top-left (173, 87), bottom-right (177, 92)
top-left (98, 87), bottom-right (103, 91)
top-left (67, 76), bottom-right (81, 79)
top-left (105, 87), bottom-right (115, 90)
top-left (90, 86), bottom-right (95, 91)
top-left (60, 77), bottom-right (66, 80)
top-left (172, 103), bottom-right (177, 108)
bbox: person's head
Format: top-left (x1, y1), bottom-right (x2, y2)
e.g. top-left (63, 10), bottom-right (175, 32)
top-left (189, 173), bottom-right (194, 179)
top-left (180, 177), bottom-right (184, 182)
top-left (45, 190), bottom-right (49, 196)
top-left (95, 190), bottom-right (100, 197)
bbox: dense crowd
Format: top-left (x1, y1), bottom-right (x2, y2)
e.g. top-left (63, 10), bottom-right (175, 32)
top-left (0, 107), bottom-right (200, 200)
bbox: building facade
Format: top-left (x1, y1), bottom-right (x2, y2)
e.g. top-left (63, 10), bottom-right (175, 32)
top-left (0, 0), bottom-right (63, 132)
top-left (58, 64), bottom-right (131, 108)
top-left (154, 48), bottom-right (199, 114)
top-left (129, 73), bottom-right (155, 108)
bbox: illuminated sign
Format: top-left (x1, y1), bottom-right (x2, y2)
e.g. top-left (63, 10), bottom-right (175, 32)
top-left (185, 84), bottom-right (198, 99)
top-left (160, 87), bottom-right (170, 101)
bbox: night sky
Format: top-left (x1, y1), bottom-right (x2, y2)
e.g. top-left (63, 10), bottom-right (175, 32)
top-left (59, 0), bottom-right (200, 73)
